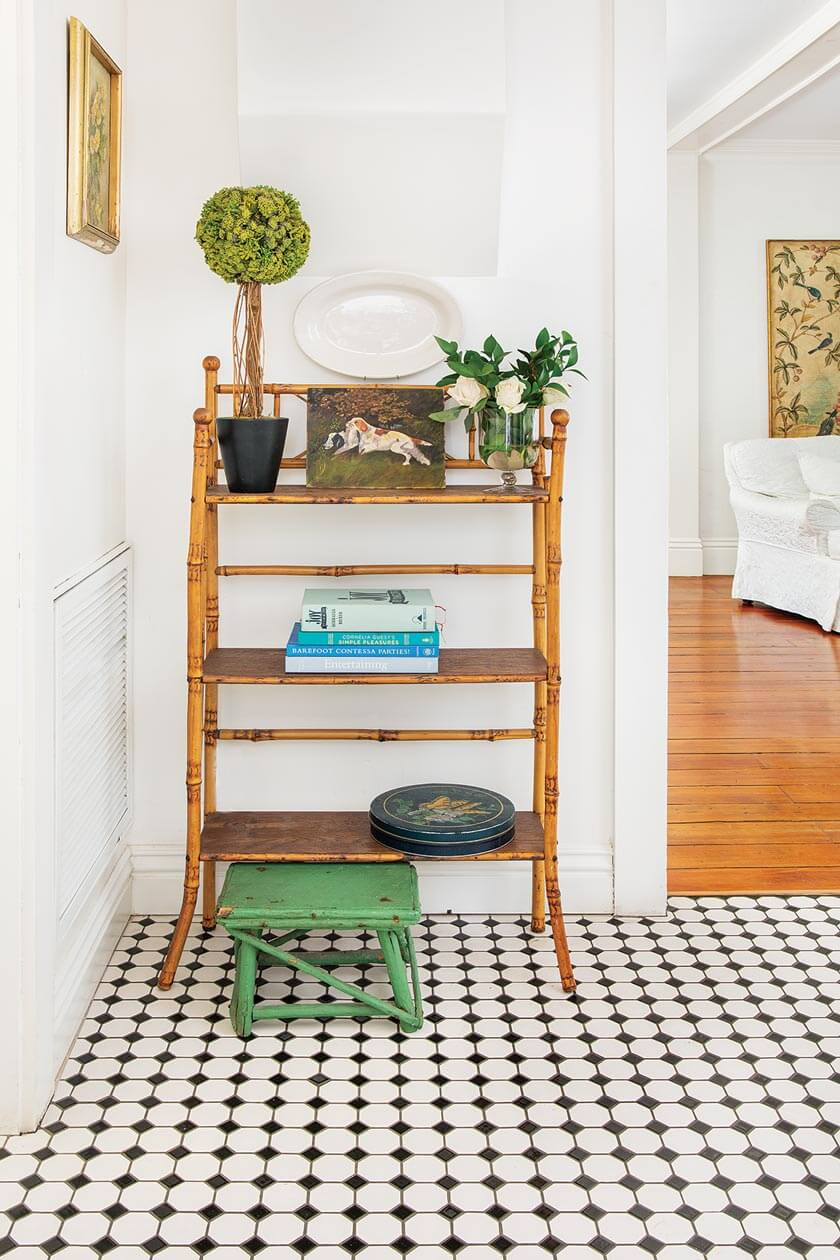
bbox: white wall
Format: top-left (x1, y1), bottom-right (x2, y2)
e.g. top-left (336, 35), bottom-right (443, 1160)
top-left (238, 1), bottom-right (506, 276)
top-left (0, 0), bottom-right (32, 1140)
top-left (2, 0), bottom-right (130, 1133)
top-left (697, 143), bottom-right (840, 572)
top-left (125, 0), bottom-right (244, 913)
top-left (613, 0), bottom-right (668, 914)
top-left (668, 152), bottom-right (702, 575)
top-left (125, 0), bottom-right (667, 918)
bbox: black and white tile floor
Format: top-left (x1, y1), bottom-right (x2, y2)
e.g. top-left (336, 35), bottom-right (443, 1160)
top-left (2, 897), bottom-right (840, 1258)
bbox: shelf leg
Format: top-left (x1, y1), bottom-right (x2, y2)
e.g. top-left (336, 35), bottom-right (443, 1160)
top-left (544, 409), bottom-right (576, 993)
top-left (545, 847), bottom-right (576, 993)
top-left (531, 483), bottom-right (547, 935)
top-left (530, 859), bottom-right (546, 933)
top-left (202, 359), bottom-right (220, 930)
top-left (159, 406), bottom-right (211, 989)
top-left (160, 666), bottom-right (205, 989)
top-left (158, 878), bottom-right (198, 990)
top-left (202, 862), bottom-right (217, 930)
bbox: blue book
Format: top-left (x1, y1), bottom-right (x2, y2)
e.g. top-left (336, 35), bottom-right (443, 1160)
top-left (296, 627), bottom-right (439, 649)
top-left (286, 623), bottom-right (439, 659)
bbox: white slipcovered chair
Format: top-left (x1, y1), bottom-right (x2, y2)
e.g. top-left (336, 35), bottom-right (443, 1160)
top-left (724, 435), bottom-right (840, 632)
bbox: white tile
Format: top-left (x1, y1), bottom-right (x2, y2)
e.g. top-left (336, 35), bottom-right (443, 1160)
top-left (260, 1182), bottom-right (308, 1213)
top-left (403, 1213), bottom-right (452, 1245)
top-left (11, 1214), bottom-right (65, 1246)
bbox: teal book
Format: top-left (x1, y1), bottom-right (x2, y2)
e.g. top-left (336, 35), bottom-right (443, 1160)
top-left (286, 625), bottom-right (438, 659)
top-left (295, 627), bottom-right (439, 648)
top-left (300, 587), bottom-right (436, 632)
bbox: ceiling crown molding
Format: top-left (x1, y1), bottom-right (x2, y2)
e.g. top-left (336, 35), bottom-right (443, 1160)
top-left (704, 139), bottom-right (840, 159)
top-left (669, 5), bottom-right (840, 153)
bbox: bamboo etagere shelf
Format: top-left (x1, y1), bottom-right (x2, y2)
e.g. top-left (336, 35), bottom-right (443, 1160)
top-left (158, 358), bottom-right (576, 994)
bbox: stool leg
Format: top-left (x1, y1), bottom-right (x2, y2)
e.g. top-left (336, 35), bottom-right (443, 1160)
top-left (230, 938), bottom-right (258, 1037)
top-left (402, 928), bottom-right (423, 1032)
top-left (379, 929), bottom-right (420, 1033)
top-left (230, 938), bottom-right (242, 1034)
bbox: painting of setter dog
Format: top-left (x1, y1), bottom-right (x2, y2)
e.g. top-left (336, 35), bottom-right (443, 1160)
top-left (306, 387), bottom-right (445, 489)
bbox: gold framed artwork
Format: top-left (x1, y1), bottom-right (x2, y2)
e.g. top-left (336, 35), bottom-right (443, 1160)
top-left (67, 17), bottom-right (122, 252)
top-left (767, 240), bottom-right (840, 437)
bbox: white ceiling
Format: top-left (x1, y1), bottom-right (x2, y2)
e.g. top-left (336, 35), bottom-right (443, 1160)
top-left (667, 0), bottom-right (829, 129)
top-left (735, 59), bottom-right (840, 140)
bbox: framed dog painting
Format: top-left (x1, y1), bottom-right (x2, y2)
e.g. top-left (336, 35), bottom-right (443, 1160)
top-left (306, 386), bottom-right (445, 489)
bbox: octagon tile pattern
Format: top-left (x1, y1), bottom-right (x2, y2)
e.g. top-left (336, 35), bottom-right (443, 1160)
top-left (0, 897), bottom-right (839, 1257)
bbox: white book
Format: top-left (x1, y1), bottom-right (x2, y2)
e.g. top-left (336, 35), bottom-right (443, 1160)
top-left (300, 587), bottom-right (436, 632)
top-left (284, 654), bottom-right (439, 674)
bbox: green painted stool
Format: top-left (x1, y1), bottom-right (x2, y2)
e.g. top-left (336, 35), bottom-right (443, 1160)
top-left (217, 862), bottom-right (423, 1035)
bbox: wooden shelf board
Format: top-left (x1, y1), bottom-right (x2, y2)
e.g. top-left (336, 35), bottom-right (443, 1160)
top-left (201, 810), bottom-right (545, 863)
top-left (207, 484), bottom-right (548, 505)
top-left (203, 647), bottom-right (546, 685)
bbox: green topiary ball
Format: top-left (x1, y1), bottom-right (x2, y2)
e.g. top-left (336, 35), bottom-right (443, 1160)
top-left (195, 185), bottom-right (311, 285)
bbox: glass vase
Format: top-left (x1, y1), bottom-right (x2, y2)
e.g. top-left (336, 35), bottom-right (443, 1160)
top-left (479, 405), bottom-right (540, 490)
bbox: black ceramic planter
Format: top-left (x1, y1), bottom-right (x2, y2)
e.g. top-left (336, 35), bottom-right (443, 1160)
top-left (216, 416), bottom-right (288, 493)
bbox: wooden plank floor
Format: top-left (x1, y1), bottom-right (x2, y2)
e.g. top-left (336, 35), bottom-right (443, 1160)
top-left (669, 575), bottom-right (840, 894)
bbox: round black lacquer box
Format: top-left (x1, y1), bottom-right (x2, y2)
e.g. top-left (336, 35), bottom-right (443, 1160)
top-left (369, 783), bottom-right (515, 858)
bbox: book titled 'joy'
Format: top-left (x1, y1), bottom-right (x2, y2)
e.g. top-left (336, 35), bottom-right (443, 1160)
top-left (300, 588), bottom-right (436, 632)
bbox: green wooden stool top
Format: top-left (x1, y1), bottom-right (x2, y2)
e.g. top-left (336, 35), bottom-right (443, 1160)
top-left (217, 862), bottom-right (423, 1036)
top-left (218, 862), bottom-right (421, 928)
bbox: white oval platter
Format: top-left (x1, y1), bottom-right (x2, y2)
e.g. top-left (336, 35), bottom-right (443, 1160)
top-left (293, 271), bottom-right (462, 379)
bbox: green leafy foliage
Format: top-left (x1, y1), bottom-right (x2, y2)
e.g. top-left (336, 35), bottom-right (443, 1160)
top-left (433, 334), bottom-right (507, 390)
top-left (775, 391), bottom-right (808, 434)
top-left (510, 327), bottom-right (584, 410)
top-left (195, 186), bottom-right (311, 284)
top-left (429, 328), bottom-right (584, 423)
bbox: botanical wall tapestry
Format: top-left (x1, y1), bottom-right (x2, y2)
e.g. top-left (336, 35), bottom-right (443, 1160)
top-left (767, 240), bottom-right (840, 438)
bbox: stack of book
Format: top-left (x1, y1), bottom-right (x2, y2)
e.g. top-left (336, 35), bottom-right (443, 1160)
top-left (285, 588), bottom-right (440, 674)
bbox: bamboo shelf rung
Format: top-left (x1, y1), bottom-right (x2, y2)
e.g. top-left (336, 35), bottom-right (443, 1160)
top-left (214, 727), bottom-right (535, 742)
top-left (216, 457), bottom-right (490, 471)
top-left (217, 564), bottom-right (535, 577)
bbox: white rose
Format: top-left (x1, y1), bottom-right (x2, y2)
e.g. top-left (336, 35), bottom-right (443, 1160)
top-left (542, 385), bottom-right (567, 407)
top-left (449, 376), bottom-right (489, 408)
top-left (495, 377), bottom-right (527, 414)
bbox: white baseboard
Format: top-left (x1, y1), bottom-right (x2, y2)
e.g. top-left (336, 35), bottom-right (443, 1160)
top-left (131, 843), bottom-right (615, 916)
top-left (55, 844), bottom-right (131, 1072)
top-left (669, 537), bottom-right (703, 576)
top-left (421, 853), bottom-right (613, 914)
top-left (701, 537), bottom-right (738, 575)
top-left (669, 536), bottom-right (738, 576)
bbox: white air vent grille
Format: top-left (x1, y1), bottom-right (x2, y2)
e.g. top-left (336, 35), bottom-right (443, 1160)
top-left (55, 549), bottom-right (131, 919)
